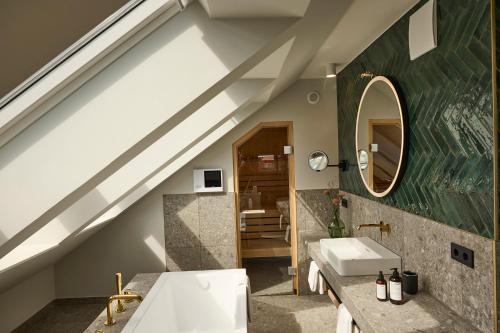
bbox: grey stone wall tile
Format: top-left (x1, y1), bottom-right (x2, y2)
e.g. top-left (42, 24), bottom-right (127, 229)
top-left (295, 191), bottom-right (311, 232)
top-left (459, 231), bottom-right (494, 332)
top-left (296, 189), bottom-right (335, 233)
top-left (198, 193), bottom-right (236, 247)
top-left (164, 193), bottom-right (236, 272)
top-left (378, 205), bottom-right (404, 257)
top-left (163, 194), bottom-right (200, 248)
top-left (200, 246), bottom-right (237, 270)
top-left (165, 247), bottom-right (201, 271)
top-left (343, 192), bottom-right (494, 332)
top-left (410, 218), bottom-right (463, 316)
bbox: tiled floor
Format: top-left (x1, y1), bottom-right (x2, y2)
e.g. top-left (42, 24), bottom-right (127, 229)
top-left (245, 256), bottom-right (337, 332)
top-left (243, 257), bottom-right (293, 296)
top-left (12, 298), bottom-right (105, 333)
top-left (249, 294), bottom-right (337, 333)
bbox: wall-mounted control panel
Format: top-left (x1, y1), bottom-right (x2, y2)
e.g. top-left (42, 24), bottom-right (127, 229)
top-left (451, 242), bottom-right (474, 268)
top-left (193, 168), bottom-right (223, 193)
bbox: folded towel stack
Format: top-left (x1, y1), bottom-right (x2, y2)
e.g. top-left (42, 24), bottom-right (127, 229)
top-left (308, 261), bottom-right (327, 294)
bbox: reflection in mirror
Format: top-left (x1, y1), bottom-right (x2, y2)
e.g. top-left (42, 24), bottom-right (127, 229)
top-left (356, 76), bottom-right (405, 197)
top-left (308, 151), bottom-right (329, 172)
top-left (358, 150), bottom-right (368, 170)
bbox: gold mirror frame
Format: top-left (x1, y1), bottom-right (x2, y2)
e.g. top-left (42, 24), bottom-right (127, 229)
top-left (355, 76), bottom-right (406, 198)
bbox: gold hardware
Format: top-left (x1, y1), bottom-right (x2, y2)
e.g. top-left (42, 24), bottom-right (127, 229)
top-left (360, 72), bottom-right (374, 79)
top-left (115, 273), bottom-right (125, 313)
top-left (104, 293), bottom-right (143, 326)
top-left (123, 289), bottom-right (139, 303)
top-left (490, 1), bottom-right (499, 332)
top-left (356, 221), bottom-right (391, 239)
top-left (96, 330), bottom-right (104, 333)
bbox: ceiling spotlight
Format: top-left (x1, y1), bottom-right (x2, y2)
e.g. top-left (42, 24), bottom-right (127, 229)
top-left (326, 63), bottom-right (337, 78)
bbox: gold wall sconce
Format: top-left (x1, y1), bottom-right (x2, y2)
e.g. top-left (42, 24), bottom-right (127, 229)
top-left (360, 72), bottom-right (374, 79)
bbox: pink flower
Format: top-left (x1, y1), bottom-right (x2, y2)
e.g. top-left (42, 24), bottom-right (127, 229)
top-left (332, 198), bottom-right (340, 205)
top-left (323, 189), bottom-right (330, 196)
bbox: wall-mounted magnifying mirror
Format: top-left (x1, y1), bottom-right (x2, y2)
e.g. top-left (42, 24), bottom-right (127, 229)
top-left (358, 150), bottom-right (368, 170)
top-left (356, 76), bottom-right (406, 197)
top-left (308, 150), bottom-right (329, 172)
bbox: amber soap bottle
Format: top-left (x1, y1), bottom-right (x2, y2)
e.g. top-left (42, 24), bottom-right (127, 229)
top-left (376, 271), bottom-right (388, 301)
top-left (389, 268), bottom-right (403, 305)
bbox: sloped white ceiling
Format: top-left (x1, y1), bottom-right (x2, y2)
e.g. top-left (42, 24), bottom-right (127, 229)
top-left (198, 0), bottom-right (311, 18)
top-left (0, 0), bottom-right (352, 292)
top-left (301, 0), bottom-right (419, 78)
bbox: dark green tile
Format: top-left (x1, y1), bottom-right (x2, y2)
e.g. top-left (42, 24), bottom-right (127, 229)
top-left (338, 0), bottom-right (494, 238)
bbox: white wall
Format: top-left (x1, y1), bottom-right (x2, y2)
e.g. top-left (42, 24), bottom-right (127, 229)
top-left (55, 78), bottom-right (339, 297)
top-left (160, 78), bottom-right (339, 193)
top-left (0, 1), bottom-right (293, 254)
top-left (0, 266), bottom-right (55, 333)
top-left (55, 191), bottom-right (165, 298)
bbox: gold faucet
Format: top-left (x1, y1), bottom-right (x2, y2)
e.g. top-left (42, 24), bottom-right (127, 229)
top-left (104, 293), bottom-right (143, 326)
top-left (356, 221), bottom-right (391, 239)
top-left (115, 273), bottom-right (125, 313)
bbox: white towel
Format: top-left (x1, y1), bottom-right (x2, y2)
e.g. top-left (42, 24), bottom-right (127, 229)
top-left (308, 261), bottom-right (320, 292)
top-left (353, 324), bottom-right (362, 333)
top-left (308, 261), bottom-right (328, 294)
top-left (336, 304), bottom-right (354, 333)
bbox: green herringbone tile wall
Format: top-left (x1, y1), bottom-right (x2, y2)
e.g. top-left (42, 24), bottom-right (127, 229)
top-left (496, 0), bottom-right (500, 239)
top-left (338, 0), bottom-right (494, 238)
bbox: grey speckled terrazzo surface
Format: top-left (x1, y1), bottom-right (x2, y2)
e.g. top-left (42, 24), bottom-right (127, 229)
top-left (85, 271), bottom-right (337, 333)
top-left (12, 298), bottom-right (106, 333)
top-left (309, 242), bottom-right (481, 333)
top-left (248, 294), bottom-right (337, 333)
top-left (84, 273), bottom-right (161, 333)
top-left (340, 192), bottom-right (494, 332)
top-left (163, 193), bottom-right (237, 272)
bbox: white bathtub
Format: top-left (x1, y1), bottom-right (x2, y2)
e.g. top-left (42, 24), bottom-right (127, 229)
top-left (122, 269), bottom-right (248, 333)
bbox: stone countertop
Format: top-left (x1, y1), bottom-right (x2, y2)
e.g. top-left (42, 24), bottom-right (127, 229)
top-left (308, 242), bottom-right (480, 333)
top-left (84, 273), bottom-right (161, 333)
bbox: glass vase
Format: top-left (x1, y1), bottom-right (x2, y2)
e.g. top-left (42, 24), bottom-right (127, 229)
top-left (328, 216), bottom-right (345, 238)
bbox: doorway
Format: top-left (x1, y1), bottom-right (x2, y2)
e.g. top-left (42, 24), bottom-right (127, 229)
top-left (368, 119), bottom-right (402, 192)
top-left (233, 121), bottom-right (297, 294)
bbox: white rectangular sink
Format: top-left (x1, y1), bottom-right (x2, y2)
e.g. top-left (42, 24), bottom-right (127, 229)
top-left (320, 237), bottom-right (401, 276)
top-left (122, 269), bottom-right (248, 332)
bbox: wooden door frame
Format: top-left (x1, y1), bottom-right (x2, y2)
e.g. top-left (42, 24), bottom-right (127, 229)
top-left (232, 121), bottom-right (299, 292)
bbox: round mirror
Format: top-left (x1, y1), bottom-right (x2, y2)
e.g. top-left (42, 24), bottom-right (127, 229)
top-left (355, 76), bottom-right (406, 197)
top-left (308, 151), bottom-right (329, 172)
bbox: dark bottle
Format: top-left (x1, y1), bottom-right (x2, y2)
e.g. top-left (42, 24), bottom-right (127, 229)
top-left (389, 268), bottom-right (403, 305)
top-left (376, 271), bottom-right (388, 301)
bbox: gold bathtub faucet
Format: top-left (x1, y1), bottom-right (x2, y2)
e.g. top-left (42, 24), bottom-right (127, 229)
top-left (104, 293), bottom-right (143, 326)
top-left (115, 273), bottom-right (125, 313)
top-left (356, 221), bottom-right (391, 239)
top-left (104, 272), bottom-right (143, 326)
